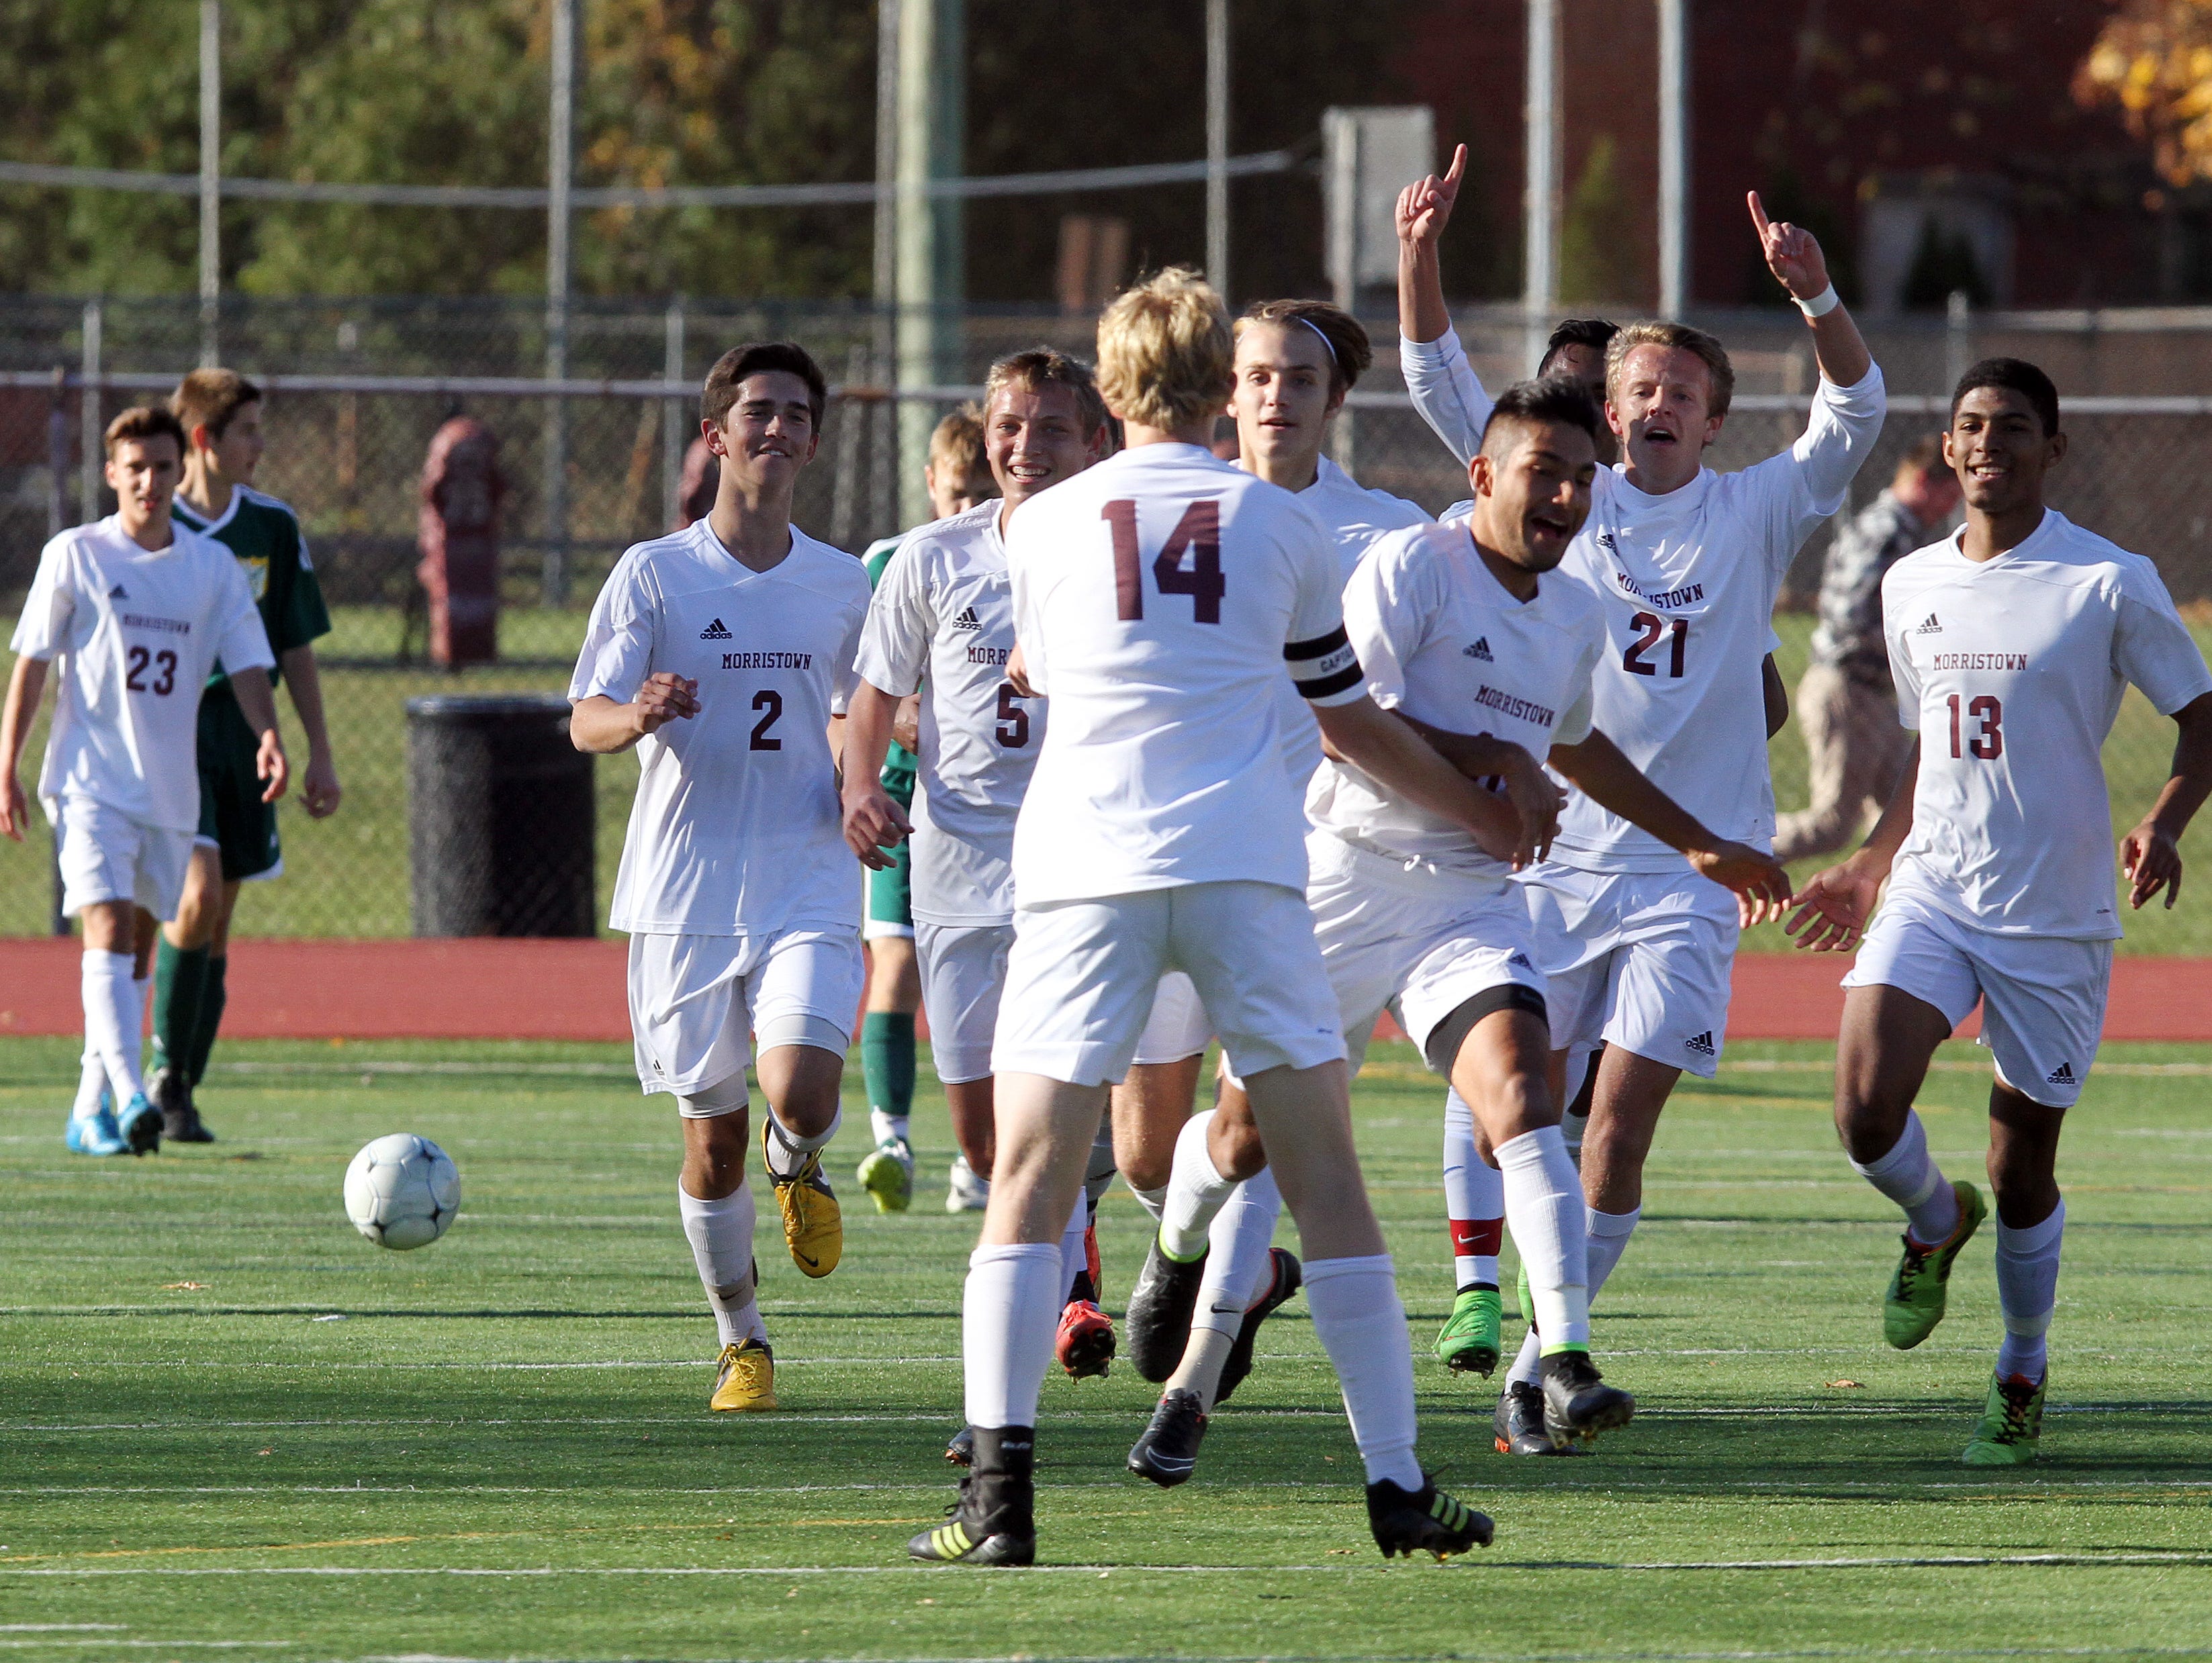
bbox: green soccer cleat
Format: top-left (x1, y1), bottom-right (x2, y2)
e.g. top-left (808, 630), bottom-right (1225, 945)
top-left (857, 1137), bottom-right (915, 1214)
top-left (1884, 1180), bottom-right (1986, 1349)
top-left (1962, 1370), bottom-right (2046, 1466)
top-left (1435, 1286), bottom-right (1503, 1376)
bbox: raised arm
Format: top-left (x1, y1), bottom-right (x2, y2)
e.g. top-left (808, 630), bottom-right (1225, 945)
top-left (1749, 191), bottom-right (1870, 390)
top-left (1395, 144), bottom-right (1493, 467)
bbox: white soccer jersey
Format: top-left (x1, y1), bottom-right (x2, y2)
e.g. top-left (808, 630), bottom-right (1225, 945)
top-left (570, 518), bottom-right (871, 937)
top-left (1880, 509), bottom-right (2212, 940)
top-left (11, 516), bottom-right (273, 833)
top-left (1309, 520), bottom-right (1603, 876)
top-left (1270, 456), bottom-right (1433, 786)
top-left (855, 499), bottom-right (1042, 925)
top-left (1007, 442), bottom-right (1363, 906)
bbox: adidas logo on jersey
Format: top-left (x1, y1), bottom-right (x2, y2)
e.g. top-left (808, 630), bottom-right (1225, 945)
top-left (1463, 636), bottom-right (1494, 662)
top-left (1507, 951), bottom-right (1533, 969)
top-left (952, 606), bottom-right (982, 631)
top-left (107, 583), bottom-right (128, 599)
top-left (699, 618), bottom-right (732, 640)
top-left (1684, 1031), bottom-right (1716, 1057)
top-left (2046, 1061), bottom-right (2075, 1086)
top-left (1915, 613), bottom-right (1943, 634)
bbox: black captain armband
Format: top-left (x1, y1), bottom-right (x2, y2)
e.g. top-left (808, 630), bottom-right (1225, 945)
top-left (1287, 626), bottom-right (1363, 701)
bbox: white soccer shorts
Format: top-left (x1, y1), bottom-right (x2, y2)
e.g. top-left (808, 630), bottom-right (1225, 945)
top-left (56, 796), bottom-right (193, 921)
top-left (1132, 971), bottom-right (1213, 1066)
top-left (627, 928), bottom-right (865, 1102)
top-left (1521, 862), bottom-right (1739, 1078)
top-left (992, 882), bottom-right (1346, 1088)
top-left (1307, 831), bottom-right (1547, 1075)
top-left (915, 920), bottom-right (1014, 1086)
top-left (1842, 890), bottom-right (2111, 1109)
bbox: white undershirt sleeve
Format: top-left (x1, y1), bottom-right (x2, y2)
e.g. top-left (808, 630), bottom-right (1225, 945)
top-left (1398, 327), bottom-right (1496, 470)
top-left (1739, 364), bottom-right (1890, 581)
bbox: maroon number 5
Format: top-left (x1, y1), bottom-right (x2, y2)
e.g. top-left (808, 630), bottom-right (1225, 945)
top-left (1103, 499), bottom-right (1225, 623)
top-left (995, 682), bottom-right (1030, 748)
top-left (1621, 611), bottom-right (1688, 677)
top-left (1946, 692), bottom-right (2002, 759)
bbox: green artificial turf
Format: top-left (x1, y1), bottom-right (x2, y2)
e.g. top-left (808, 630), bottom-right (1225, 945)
top-left (3, 1035), bottom-right (2208, 1661)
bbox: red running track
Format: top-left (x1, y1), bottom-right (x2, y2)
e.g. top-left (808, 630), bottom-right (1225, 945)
top-left (2, 936), bottom-right (2210, 1045)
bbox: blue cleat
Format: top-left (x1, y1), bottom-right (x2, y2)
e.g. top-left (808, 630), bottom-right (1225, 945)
top-left (116, 1092), bottom-right (162, 1155)
top-left (66, 1104), bottom-right (129, 1156)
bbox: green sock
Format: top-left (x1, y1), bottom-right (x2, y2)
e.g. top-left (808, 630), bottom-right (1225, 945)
top-left (861, 1011), bottom-right (915, 1125)
top-left (187, 955), bottom-right (228, 1087)
top-left (152, 939), bottom-right (210, 1080)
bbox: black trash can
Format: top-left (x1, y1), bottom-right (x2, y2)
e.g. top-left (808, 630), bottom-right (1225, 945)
top-left (406, 694), bottom-right (596, 937)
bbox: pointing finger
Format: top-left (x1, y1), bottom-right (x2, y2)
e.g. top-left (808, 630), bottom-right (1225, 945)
top-left (1747, 190), bottom-right (1771, 240)
top-left (1442, 143), bottom-right (1466, 191)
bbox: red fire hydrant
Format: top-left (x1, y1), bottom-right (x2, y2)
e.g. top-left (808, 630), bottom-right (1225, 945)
top-left (417, 416), bottom-right (506, 667)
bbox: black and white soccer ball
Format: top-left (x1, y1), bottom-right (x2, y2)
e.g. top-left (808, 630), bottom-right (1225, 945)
top-left (343, 1133), bottom-right (461, 1250)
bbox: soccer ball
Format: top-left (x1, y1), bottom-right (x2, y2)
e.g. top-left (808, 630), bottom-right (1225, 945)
top-left (344, 1134), bottom-right (461, 1250)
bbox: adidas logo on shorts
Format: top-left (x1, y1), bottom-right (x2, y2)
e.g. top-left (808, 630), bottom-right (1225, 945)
top-left (1684, 1031), bottom-right (1716, 1057)
top-left (1915, 612), bottom-right (1943, 634)
top-left (952, 606), bottom-right (982, 631)
top-left (2046, 1061), bottom-right (2075, 1086)
top-left (1463, 636), bottom-right (1494, 661)
top-left (699, 617), bottom-right (732, 640)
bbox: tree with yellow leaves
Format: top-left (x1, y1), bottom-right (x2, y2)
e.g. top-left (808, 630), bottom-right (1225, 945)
top-left (2077, 0), bottom-right (2212, 186)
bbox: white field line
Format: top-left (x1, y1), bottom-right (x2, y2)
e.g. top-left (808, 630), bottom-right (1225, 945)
top-left (7, 1552), bottom-right (2212, 1577)
top-left (1719, 1059), bottom-right (2212, 1078)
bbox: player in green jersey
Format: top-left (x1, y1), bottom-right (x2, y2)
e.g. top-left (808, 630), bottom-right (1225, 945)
top-left (854, 407), bottom-right (993, 1213)
top-left (146, 371), bottom-right (341, 1142)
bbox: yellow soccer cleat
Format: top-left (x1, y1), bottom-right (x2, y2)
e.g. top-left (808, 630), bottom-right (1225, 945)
top-left (710, 1339), bottom-right (777, 1412)
top-left (764, 1121), bottom-right (843, 1278)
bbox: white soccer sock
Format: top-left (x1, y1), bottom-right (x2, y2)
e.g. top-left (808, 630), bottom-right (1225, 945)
top-left (1994, 1200), bottom-right (2065, 1381)
top-left (1058, 1186), bottom-right (1090, 1304)
top-left (868, 1107), bottom-right (911, 1148)
top-left (678, 1183), bottom-right (766, 1349)
top-left (962, 1242), bottom-right (1063, 1430)
top-left (763, 1104), bottom-right (842, 1179)
top-left (1166, 1167), bottom-right (1284, 1409)
top-left (1513, 1203), bottom-right (1638, 1386)
top-left (1442, 1090), bottom-right (1505, 1288)
top-left (1126, 1181), bottom-right (1168, 1223)
top-left (72, 1045), bottom-right (108, 1120)
top-left (1303, 1254), bottom-right (1424, 1490)
top-left (1497, 1127), bottom-right (1590, 1352)
top-left (82, 951), bottom-right (144, 1103)
top-left (1159, 1110), bottom-right (1236, 1261)
top-left (1850, 1112), bottom-right (1960, 1246)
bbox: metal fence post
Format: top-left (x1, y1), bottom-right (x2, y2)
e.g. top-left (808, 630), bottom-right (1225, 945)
top-left (1945, 289), bottom-right (1972, 397)
top-left (78, 301), bottom-right (101, 522)
top-left (661, 295), bottom-right (686, 534)
top-left (47, 365), bottom-right (70, 936)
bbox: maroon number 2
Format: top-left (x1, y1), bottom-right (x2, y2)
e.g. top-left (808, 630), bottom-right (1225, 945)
top-left (1103, 500), bottom-right (1225, 624)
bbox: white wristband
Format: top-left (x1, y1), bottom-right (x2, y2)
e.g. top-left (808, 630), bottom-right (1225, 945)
top-left (1795, 283), bottom-right (1840, 318)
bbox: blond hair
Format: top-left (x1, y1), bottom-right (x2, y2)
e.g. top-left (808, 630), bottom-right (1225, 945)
top-left (1605, 320), bottom-right (1736, 420)
top-left (1235, 299), bottom-right (1373, 399)
top-left (1095, 267), bottom-right (1233, 432)
top-left (927, 403), bottom-right (987, 480)
top-left (984, 347), bottom-right (1110, 440)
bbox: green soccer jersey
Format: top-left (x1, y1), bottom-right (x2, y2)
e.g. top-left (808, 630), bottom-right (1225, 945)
top-left (171, 485), bottom-right (331, 691)
top-left (862, 533), bottom-right (919, 804)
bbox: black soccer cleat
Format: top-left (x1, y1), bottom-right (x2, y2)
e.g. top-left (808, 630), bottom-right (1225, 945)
top-left (945, 1425), bottom-right (974, 1467)
top-left (1366, 1475), bottom-right (1494, 1560)
top-left (1538, 1350), bottom-right (1635, 1449)
top-left (1126, 1388), bottom-right (1209, 1488)
top-left (1125, 1235), bottom-right (1207, 1383)
top-left (907, 1426), bottom-right (1035, 1566)
top-left (153, 1067), bottom-right (215, 1145)
top-left (1493, 1380), bottom-right (1585, 1457)
top-left (1213, 1247), bottom-right (1301, 1407)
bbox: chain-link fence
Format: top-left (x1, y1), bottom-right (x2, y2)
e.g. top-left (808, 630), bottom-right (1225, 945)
top-left (5, 293), bottom-right (2212, 945)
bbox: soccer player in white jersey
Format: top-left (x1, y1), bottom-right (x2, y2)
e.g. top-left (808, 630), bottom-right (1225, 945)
top-left (1129, 379), bottom-right (1792, 1485)
top-left (3, 406), bottom-right (284, 1157)
top-left (1115, 299), bottom-right (1446, 1397)
top-left (842, 347), bottom-right (1115, 1382)
top-left (570, 343), bottom-right (872, 1417)
top-left (1397, 169), bottom-right (1884, 1452)
top-left (1787, 359), bottom-right (2212, 1465)
top-left (909, 270), bottom-right (1506, 1567)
